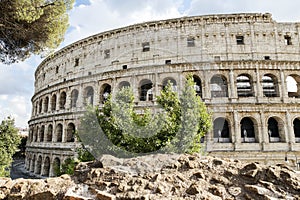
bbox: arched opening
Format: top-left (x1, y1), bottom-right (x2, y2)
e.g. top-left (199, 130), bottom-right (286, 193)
top-left (42, 157), bottom-right (50, 177)
top-left (44, 97), bottom-right (49, 113)
top-left (193, 75), bottom-right (202, 97)
top-left (30, 155), bottom-right (36, 172)
top-left (59, 91), bottom-right (67, 109)
top-left (268, 117), bottom-right (280, 142)
top-left (293, 118), bottom-right (300, 142)
top-left (118, 81), bottom-right (130, 89)
top-left (287, 75), bottom-right (300, 98)
top-left (262, 74), bottom-right (279, 97)
top-left (47, 124), bottom-right (53, 142)
top-left (237, 74), bottom-right (254, 97)
top-left (40, 125), bottom-right (45, 142)
top-left (71, 89), bottom-right (79, 108)
top-left (210, 75), bottom-right (228, 97)
top-left (240, 117), bottom-right (256, 142)
top-left (213, 117), bottom-right (230, 143)
top-left (100, 84), bottom-right (111, 104)
top-left (34, 126), bottom-right (39, 142)
top-left (84, 86), bottom-right (94, 105)
top-left (36, 155), bottom-right (42, 175)
top-left (51, 94), bottom-right (57, 111)
top-left (39, 99), bottom-right (43, 113)
top-left (66, 123), bottom-right (76, 142)
top-left (162, 78), bottom-right (177, 91)
top-left (139, 79), bottom-right (153, 101)
top-left (56, 124), bottom-right (63, 142)
top-left (52, 157), bottom-right (61, 176)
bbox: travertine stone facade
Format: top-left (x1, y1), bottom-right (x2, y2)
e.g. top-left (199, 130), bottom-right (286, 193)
top-left (26, 13), bottom-right (300, 177)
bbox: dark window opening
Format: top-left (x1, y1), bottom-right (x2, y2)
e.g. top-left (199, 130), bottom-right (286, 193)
top-left (104, 49), bottom-right (110, 59)
top-left (139, 80), bottom-right (153, 101)
top-left (240, 118), bottom-right (256, 142)
top-left (142, 42), bottom-right (150, 52)
top-left (56, 66), bottom-right (59, 74)
top-left (71, 89), bottom-right (79, 108)
top-left (100, 84), bottom-right (111, 103)
top-left (88, 72), bottom-right (92, 76)
top-left (264, 56), bottom-right (270, 60)
top-left (122, 65), bottom-right (128, 70)
top-left (187, 37), bottom-right (195, 47)
top-left (268, 117), bottom-right (280, 142)
top-left (284, 35), bottom-right (292, 45)
top-left (193, 75), bottom-right (202, 98)
top-left (165, 60), bottom-right (171, 64)
top-left (236, 35), bottom-right (244, 45)
top-left (213, 118), bottom-right (230, 143)
top-left (293, 118), bottom-right (300, 140)
top-left (75, 58), bottom-right (79, 67)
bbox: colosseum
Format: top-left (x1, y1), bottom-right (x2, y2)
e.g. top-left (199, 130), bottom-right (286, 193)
top-left (26, 13), bottom-right (300, 177)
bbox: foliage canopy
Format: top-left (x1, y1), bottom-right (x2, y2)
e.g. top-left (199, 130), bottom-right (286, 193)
top-left (0, 118), bottom-right (21, 177)
top-left (0, 0), bottom-right (74, 64)
top-left (78, 75), bottom-right (212, 158)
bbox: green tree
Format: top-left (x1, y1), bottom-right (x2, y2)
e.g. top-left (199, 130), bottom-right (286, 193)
top-left (0, 0), bottom-right (74, 64)
top-left (0, 118), bottom-right (21, 177)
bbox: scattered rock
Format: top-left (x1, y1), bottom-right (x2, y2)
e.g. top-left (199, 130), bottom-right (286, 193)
top-left (1, 154), bottom-right (300, 199)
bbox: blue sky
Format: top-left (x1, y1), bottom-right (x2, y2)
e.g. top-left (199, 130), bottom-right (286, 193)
top-left (1, 0), bottom-right (300, 127)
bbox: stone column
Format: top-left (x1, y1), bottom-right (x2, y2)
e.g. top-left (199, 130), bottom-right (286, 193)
top-left (233, 110), bottom-right (240, 145)
top-left (229, 69), bottom-right (236, 99)
top-left (286, 111), bottom-right (295, 144)
top-left (203, 72), bottom-right (211, 100)
top-left (259, 110), bottom-right (268, 150)
top-left (154, 72), bottom-right (159, 100)
top-left (255, 66), bottom-right (263, 98)
top-left (280, 69), bottom-right (288, 99)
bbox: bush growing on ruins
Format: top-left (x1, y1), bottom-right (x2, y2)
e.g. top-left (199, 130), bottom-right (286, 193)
top-left (0, 118), bottom-right (21, 177)
top-left (78, 75), bottom-right (212, 157)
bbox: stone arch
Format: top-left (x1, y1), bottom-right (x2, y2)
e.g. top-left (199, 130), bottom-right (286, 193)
top-left (71, 89), bottom-right (79, 108)
top-left (139, 79), bottom-right (153, 101)
top-left (47, 124), bottom-right (53, 142)
top-left (52, 157), bottom-right (61, 176)
top-left (162, 77), bottom-right (177, 91)
top-left (34, 126), bottom-right (39, 142)
top-left (51, 94), bottom-right (57, 111)
top-left (39, 99), bottom-right (43, 113)
top-left (237, 74), bottom-right (254, 97)
top-left (55, 123), bottom-right (63, 142)
top-left (59, 91), bottom-right (67, 109)
top-left (118, 81), bottom-right (130, 89)
top-left (44, 96), bottom-right (49, 113)
top-left (42, 156), bottom-right (50, 176)
top-left (100, 83), bottom-right (111, 103)
top-left (262, 74), bottom-right (279, 97)
top-left (293, 118), bottom-right (300, 142)
top-left (193, 75), bottom-right (202, 97)
top-left (30, 154), bottom-right (36, 172)
top-left (213, 117), bottom-right (231, 143)
top-left (267, 117), bottom-right (285, 142)
top-left (286, 74), bottom-right (300, 98)
top-left (36, 155), bottom-right (42, 175)
top-left (210, 75), bottom-right (228, 97)
top-left (240, 117), bottom-right (257, 142)
top-left (84, 86), bottom-right (94, 105)
top-left (40, 125), bottom-right (45, 142)
top-left (66, 123), bottom-right (76, 142)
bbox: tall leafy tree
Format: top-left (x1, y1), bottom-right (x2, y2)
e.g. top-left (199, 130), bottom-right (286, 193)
top-left (0, 117), bottom-right (21, 177)
top-left (0, 0), bottom-right (74, 64)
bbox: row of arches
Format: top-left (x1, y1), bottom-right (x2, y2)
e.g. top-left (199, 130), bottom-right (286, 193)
top-left (28, 123), bottom-right (76, 143)
top-left (33, 73), bottom-right (300, 117)
top-left (26, 154), bottom-right (61, 177)
top-left (213, 117), bottom-right (300, 143)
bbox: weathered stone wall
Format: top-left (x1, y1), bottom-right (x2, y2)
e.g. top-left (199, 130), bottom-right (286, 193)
top-left (26, 13), bottom-right (300, 177)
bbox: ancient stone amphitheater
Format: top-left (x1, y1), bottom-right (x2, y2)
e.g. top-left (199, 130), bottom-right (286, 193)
top-left (26, 13), bottom-right (300, 177)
